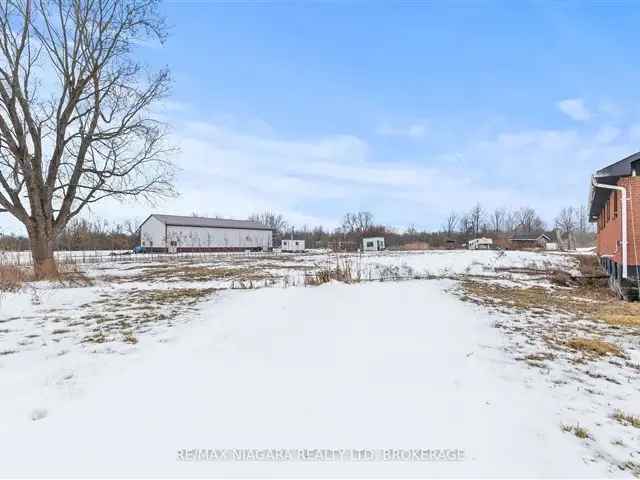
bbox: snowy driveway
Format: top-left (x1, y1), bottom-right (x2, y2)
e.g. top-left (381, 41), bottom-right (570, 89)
top-left (1, 280), bottom-right (603, 477)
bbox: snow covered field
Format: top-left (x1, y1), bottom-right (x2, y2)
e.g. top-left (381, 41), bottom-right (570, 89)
top-left (1, 250), bottom-right (638, 477)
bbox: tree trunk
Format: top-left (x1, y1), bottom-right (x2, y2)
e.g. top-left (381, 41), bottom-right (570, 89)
top-left (29, 229), bottom-right (58, 279)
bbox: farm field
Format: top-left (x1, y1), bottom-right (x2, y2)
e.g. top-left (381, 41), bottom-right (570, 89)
top-left (1, 249), bottom-right (639, 477)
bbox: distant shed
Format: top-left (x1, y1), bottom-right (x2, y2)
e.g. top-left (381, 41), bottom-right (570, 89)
top-left (468, 237), bottom-right (493, 250)
top-left (362, 237), bottom-right (385, 252)
top-left (510, 232), bottom-right (552, 249)
top-left (139, 214), bottom-right (272, 253)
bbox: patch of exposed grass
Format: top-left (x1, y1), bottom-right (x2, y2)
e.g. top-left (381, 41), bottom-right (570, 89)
top-left (566, 337), bottom-right (624, 357)
top-left (613, 410), bottom-right (640, 428)
top-left (0, 349), bottom-right (17, 355)
top-left (124, 265), bottom-right (270, 283)
top-left (599, 314), bottom-right (640, 327)
top-left (561, 423), bottom-right (591, 439)
top-left (458, 272), bottom-right (638, 363)
top-left (77, 287), bottom-right (216, 345)
top-left (82, 332), bottom-right (108, 344)
top-left (128, 287), bottom-right (216, 305)
top-left (459, 267), bottom-right (640, 327)
top-left (621, 461), bottom-right (640, 476)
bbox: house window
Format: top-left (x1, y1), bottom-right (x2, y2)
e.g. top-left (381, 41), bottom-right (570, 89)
top-left (366, 241), bottom-right (374, 248)
top-left (614, 192), bottom-right (619, 218)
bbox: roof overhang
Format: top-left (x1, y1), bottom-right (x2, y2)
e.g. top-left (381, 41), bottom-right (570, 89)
top-left (511, 233), bottom-right (551, 242)
top-left (588, 152), bottom-right (640, 221)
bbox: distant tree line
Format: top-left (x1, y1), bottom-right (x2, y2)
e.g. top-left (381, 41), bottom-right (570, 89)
top-left (252, 203), bottom-right (595, 250)
top-left (0, 205), bottom-right (595, 252)
top-left (0, 218), bottom-right (140, 252)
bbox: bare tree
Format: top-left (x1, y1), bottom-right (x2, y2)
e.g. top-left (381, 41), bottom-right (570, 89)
top-left (491, 207), bottom-right (506, 233)
top-left (504, 209), bottom-right (518, 233)
top-left (249, 211), bottom-right (288, 234)
top-left (342, 211), bottom-right (374, 234)
top-left (442, 211), bottom-right (458, 236)
top-left (576, 204), bottom-right (589, 233)
top-left (554, 207), bottom-right (577, 236)
top-left (0, 0), bottom-right (175, 277)
top-left (467, 203), bottom-right (484, 237)
top-left (515, 207), bottom-right (545, 233)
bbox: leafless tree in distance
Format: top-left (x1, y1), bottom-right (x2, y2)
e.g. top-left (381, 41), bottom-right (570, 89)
top-left (515, 207), bottom-right (545, 233)
top-left (554, 206), bottom-right (577, 236)
top-left (491, 207), bottom-right (506, 233)
top-left (342, 211), bottom-right (374, 234)
top-left (467, 203), bottom-right (484, 237)
top-left (443, 211), bottom-right (458, 236)
top-left (576, 204), bottom-right (590, 233)
top-left (0, 0), bottom-right (175, 277)
top-left (249, 211), bottom-right (289, 234)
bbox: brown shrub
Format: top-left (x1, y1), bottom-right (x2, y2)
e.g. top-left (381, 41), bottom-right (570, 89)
top-left (0, 264), bottom-right (31, 291)
top-left (305, 269), bottom-right (332, 286)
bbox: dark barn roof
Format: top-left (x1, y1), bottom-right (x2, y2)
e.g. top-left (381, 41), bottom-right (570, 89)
top-left (589, 152), bottom-right (640, 221)
top-left (142, 214), bottom-right (272, 231)
top-left (511, 232), bottom-right (552, 242)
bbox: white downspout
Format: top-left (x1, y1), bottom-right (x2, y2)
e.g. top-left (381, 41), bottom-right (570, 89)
top-left (592, 176), bottom-right (628, 279)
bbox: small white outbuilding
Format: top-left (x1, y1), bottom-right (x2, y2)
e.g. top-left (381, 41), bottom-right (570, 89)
top-left (281, 239), bottom-right (305, 253)
top-left (467, 237), bottom-right (493, 250)
top-left (362, 237), bottom-right (385, 252)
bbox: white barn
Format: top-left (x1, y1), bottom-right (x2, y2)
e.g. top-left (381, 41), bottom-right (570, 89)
top-left (139, 214), bottom-right (273, 253)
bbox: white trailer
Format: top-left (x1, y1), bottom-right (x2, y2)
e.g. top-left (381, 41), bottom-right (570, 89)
top-left (362, 237), bottom-right (385, 252)
top-left (281, 239), bottom-right (305, 253)
top-left (139, 214), bottom-right (273, 252)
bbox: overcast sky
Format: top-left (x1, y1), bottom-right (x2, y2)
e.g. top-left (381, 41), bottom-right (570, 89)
top-left (3, 0), bottom-right (640, 235)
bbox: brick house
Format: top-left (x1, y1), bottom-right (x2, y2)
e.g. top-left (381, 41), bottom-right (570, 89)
top-left (589, 152), bottom-right (640, 299)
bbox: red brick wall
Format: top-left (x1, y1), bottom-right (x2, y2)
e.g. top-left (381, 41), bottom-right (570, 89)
top-left (596, 176), bottom-right (640, 266)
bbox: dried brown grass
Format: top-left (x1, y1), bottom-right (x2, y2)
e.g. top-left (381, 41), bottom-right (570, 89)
top-left (399, 242), bottom-right (431, 251)
top-left (566, 337), bottom-right (624, 357)
top-left (561, 423), bottom-right (591, 439)
top-left (613, 410), bottom-right (640, 428)
top-left (0, 264), bottom-right (31, 291)
top-left (305, 269), bottom-right (332, 286)
top-left (599, 314), bottom-right (640, 327)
